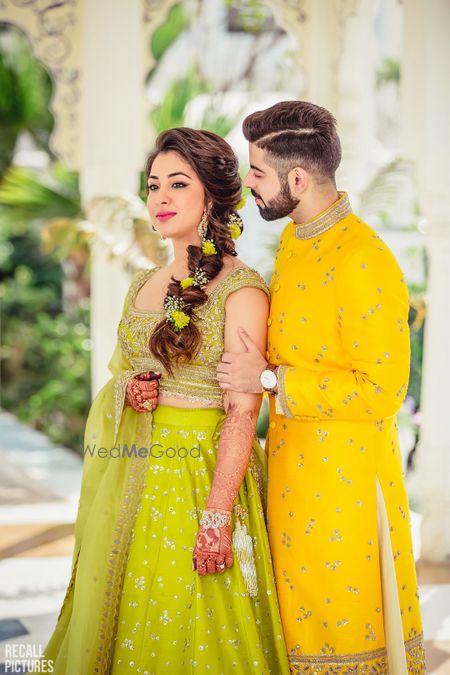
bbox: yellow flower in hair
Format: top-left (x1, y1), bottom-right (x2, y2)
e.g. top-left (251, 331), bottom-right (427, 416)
top-left (202, 240), bottom-right (217, 256)
top-left (235, 196), bottom-right (246, 210)
top-left (171, 311), bottom-right (190, 330)
top-left (180, 277), bottom-right (194, 289)
top-left (229, 221), bottom-right (241, 240)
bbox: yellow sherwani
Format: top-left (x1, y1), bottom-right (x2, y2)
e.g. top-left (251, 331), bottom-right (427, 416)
top-left (266, 192), bottom-right (425, 673)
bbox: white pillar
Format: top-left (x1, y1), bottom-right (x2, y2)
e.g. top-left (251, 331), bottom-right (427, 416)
top-left (79, 0), bottom-right (146, 396)
top-left (336, 0), bottom-right (379, 203)
top-left (401, 0), bottom-right (450, 562)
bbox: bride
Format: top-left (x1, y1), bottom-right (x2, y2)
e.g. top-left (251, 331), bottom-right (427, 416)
top-left (41, 127), bottom-right (290, 674)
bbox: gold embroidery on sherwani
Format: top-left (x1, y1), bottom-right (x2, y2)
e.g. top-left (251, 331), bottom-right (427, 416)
top-left (288, 633), bottom-right (425, 673)
top-left (294, 191), bottom-right (352, 240)
top-left (267, 207), bottom-right (425, 673)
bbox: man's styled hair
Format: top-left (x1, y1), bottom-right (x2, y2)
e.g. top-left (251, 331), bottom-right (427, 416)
top-left (242, 100), bottom-right (341, 183)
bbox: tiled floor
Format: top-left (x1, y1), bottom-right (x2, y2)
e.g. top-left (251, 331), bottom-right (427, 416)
top-left (0, 409), bottom-right (449, 673)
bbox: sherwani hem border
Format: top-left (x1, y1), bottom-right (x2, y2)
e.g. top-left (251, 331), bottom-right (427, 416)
top-left (288, 633), bottom-right (425, 673)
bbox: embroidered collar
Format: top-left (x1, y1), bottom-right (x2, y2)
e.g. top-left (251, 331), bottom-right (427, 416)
top-left (294, 191), bottom-right (352, 240)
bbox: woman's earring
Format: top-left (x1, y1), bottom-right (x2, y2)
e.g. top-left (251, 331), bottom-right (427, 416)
top-left (152, 223), bottom-right (166, 240)
top-left (197, 210), bottom-right (208, 240)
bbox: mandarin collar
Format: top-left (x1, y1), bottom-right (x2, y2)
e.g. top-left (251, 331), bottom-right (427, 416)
top-left (292, 191), bottom-right (352, 240)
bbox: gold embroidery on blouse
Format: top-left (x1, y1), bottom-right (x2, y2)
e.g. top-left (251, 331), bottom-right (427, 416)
top-left (294, 192), bottom-right (352, 240)
top-left (114, 266), bottom-right (270, 436)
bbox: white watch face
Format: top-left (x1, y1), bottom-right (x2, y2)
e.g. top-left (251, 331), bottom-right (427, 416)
top-left (260, 369), bottom-right (277, 390)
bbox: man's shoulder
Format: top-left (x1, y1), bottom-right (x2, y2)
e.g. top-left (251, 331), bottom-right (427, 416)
top-left (343, 213), bottom-right (394, 255)
top-left (340, 213), bottom-right (404, 276)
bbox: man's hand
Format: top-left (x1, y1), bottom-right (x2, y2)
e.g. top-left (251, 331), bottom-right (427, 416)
top-left (217, 327), bottom-right (267, 394)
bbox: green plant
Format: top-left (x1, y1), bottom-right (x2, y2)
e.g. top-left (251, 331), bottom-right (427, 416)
top-left (0, 25), bottom-right (54, 173)
top-left (376, 57), bottom-right (401, 88)
top-left (1, 267), bottom-right (91, 450)
top-left (151, 63), bottom-right (210, 134)
top-left (150, 3), bottom-right (191, 63)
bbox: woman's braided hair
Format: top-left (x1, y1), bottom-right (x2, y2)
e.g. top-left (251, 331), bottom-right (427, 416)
top-left (146, 127), bottom-right (243, 375)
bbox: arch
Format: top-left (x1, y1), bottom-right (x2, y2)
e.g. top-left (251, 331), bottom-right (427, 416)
top-left (0, 0), bottom-right (81, 167)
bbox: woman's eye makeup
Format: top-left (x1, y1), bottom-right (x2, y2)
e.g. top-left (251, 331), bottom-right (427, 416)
top-left (147, 182), bottom-right (188, 191)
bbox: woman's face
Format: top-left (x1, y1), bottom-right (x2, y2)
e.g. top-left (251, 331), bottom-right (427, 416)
top-left (147, 151), bottom-right (206, 243)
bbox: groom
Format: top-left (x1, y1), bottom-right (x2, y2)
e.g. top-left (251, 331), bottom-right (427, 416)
top-left (216, 101), bottom-right (425, 673)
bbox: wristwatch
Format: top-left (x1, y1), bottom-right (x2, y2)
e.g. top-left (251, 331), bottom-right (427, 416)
top-left (260, 363), bottom-right (278, 395)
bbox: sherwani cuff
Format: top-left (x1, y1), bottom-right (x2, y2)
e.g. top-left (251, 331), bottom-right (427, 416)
top-left (274, 365), bottom-right (294, 418)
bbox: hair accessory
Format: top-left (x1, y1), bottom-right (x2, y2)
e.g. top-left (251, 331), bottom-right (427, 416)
top-left (228, 212), bottom-right (243, 240)
top-left (235, 196), bottom-right (246, 210)
top-left (180, 277), bottom-right (194, 289)
top-left (202, 239), bottom-right (217, 256)
top-left (180, 267), bottom-right (208, 290)
top-left (164, 296), bottom-right (190, 331)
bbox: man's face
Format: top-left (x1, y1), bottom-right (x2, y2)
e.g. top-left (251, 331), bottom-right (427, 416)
top-left (243, 143), bottom-right (299, 221)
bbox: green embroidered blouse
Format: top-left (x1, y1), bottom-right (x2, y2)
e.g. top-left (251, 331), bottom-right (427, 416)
top-left (117, 265), bottom-right (270, 409)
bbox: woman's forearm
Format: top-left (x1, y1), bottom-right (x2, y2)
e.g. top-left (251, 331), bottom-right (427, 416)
top-left (207, 402), bottom-right (258, 512)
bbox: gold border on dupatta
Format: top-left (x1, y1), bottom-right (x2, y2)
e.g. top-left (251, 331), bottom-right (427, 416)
top-left (93, 412), bottom-right (154, 674)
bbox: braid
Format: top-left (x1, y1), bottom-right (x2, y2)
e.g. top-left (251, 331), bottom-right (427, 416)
top-left (149, 209), bottom-right (239, 376)
top-left (146, 127), bottom-right (243, 376)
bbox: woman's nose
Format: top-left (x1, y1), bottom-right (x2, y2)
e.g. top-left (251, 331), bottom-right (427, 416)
top-left (156, 187), bottom-right (170, 205)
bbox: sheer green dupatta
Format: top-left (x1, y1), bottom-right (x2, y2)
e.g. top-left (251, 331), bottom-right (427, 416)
top-left (43, 275), bottom-right (156, 674)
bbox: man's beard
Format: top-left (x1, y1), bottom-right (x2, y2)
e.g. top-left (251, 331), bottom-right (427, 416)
top-left (252, 178), bottom-right (299, 221)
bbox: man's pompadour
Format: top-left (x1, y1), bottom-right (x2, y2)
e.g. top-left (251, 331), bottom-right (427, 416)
top-left (242, 100), bottom-right (341, 182)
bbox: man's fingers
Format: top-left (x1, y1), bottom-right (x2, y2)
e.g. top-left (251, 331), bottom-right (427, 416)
top-left (238, 327), bottom-right (258, 352)
top-left (221, 352), bottom-right (235, 363)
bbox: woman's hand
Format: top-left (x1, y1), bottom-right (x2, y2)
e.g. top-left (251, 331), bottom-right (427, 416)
top-left (125, 371), bottom-right (160, 412)
top-left (192, 510), bottom-right (233, 576)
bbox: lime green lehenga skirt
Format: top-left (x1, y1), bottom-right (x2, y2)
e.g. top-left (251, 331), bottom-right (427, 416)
top-left (41, 397), bottom-right (289, 675)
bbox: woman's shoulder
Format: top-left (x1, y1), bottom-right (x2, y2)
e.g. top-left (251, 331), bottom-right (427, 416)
top-left (122, 265), bottom-right (161, 312)
top-left (217, 259), bottom-right (270, 302)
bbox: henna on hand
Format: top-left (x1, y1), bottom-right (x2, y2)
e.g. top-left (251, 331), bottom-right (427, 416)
top-left (192, 522), bottom-right (233, 576)
top-left (125, 372), bottom-right (160, 412)
top-left (192, 402), bottom-right (258, 576)
top-left (207, 403), bottom-right (258, 512)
